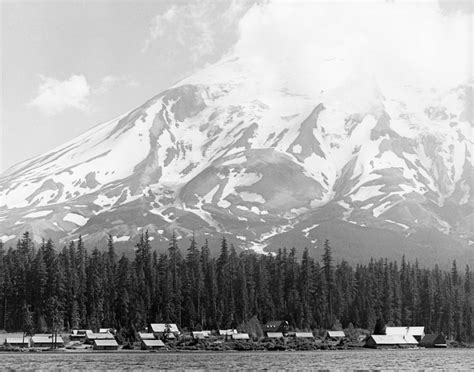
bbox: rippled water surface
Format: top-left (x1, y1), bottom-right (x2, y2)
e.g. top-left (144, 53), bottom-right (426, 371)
top-left (1, 349), bottom-right (473, 370)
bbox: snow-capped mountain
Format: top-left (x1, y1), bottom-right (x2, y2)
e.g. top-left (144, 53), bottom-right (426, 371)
top-left (1, 54), bottom-right (472, 264)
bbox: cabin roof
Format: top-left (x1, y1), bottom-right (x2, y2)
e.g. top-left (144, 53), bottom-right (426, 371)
top-left (93, 339), bottom-right (119, 347)
top-left (327, 330), bottom-right (345, 337)
top-left (142, 339), bottom-right (165, 347)
top-left (192, 331), bottom-right (209, 338)
top-left (138, 332), bottom-right (156, 340)
top-left (295, 332), bottom-right (314, 338)
top-left (86, 333), bottom-right (115, 340)
top-left (218, 329), bottom-right (237, 335)
top-left (370, 335), bottom-right (418, 345)
top-left (232, 333), bottom-right (249, 339)
top-left (150, 323), bottom-right (180, 333)
top-left (385, 326), bottom-right (424, 336)
top-left (31, 336), bottom-right (64, 344)
top-left (267, 332), bottom-right (284, 338)
top-left (99, 328), bottom-right (114, 333)
top-left (6, 338), bottom-right (29, 344)
top-left (71, 329), bottom-right (92, 335)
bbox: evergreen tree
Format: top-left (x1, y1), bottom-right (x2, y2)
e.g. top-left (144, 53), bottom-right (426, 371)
top-left (322, 239), bottom-right (335, 328)
top-left (0, 230), bottom-right (472, 341)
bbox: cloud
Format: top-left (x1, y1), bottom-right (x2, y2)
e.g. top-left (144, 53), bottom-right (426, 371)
top-left (30, 74), bottom-right (139, 116)
top-left (30, 74), bottom-right (91, 116)
top-left (142, 7), bottom-right (178, 51)
top-left (94, 75), bottom-right (139, 94)
top-left (229, 0), bottom-right (472, 99)
top-left (142, 0), bottom-right (254, 63)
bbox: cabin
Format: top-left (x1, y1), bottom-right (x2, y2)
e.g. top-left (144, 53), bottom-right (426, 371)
top-left (295, 332), bottom-right (314, 338)
top-left (266, 332), bottom-right (284, 338)
top-left (192, 331), bottom-right (210, 339)
top-left (263, 320), bottom-right (290, 334)
top-left (366, 335), bottom-right (418, 349)
top-left (93, 339), bottom-right (119, 350)
top-left (141, 339), bottom-right (165, 350)
top-left (385, 326), bottom-right (425, 342)
top-left (419, 334), bottom-right (447, 348)
top-left (326, 330), bottom-right (346, 340)
top-left (163, 332), bottom-right (176, 340)
top-left (150, 323), bottom-right (180, 338)
top-left (85, 332), bottom-right (115, 344)
top-left (99, 328), bottom-right (116, 334)
top-left (31, 335), bottom-right (65, 348)
top-left (232, 333), bottom-right (250, 340)
top-left (218, 329), bottom-right (237, 336)
top-left (70, 329), bottom-right (93, 341)
top-left (5, 338), bottom-right (30, 348)
top-left (138, 332), bottom-right (156, 340)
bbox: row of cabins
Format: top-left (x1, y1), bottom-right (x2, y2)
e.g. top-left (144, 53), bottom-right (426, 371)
top-left (4, 331), bottom-right (121, 350)
top-left (141, 322), bottom-right (368, 343)
top-left (246, 322), bottom-right (447, 349)
top-left (4, 335), bottom-right (65, 349)
top-left (69, 324), bottom-right (178, 350)
top-left (366, 327), bottom-right (447, 349)
top-left (91, 324), bottom-right (446, 349)
top-left (70, 329), bottom-right (120, 350)
top-left (146, 321), bottom-right (341, 341)
top-left (3, 323), bottom-right (446, 350)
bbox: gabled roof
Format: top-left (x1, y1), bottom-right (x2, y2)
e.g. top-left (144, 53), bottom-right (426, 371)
top-left (31, 336), bottom-right (64, 344)
top-left (218, 329), bottom-right (237, 336)
top-left (370, 335), bottom-right (418, 345)
top-left (71, 329), bottom-right (92, 336)
top-left (142, 339), bottom-right (165, 347)
top-left (295, 332), bottom-right (314, 338)
top-left (99, 328), bottom-right (114, 333)
top-left (232, 333), bottom-right (250, 340)
top-left (6, 338), bottom-right (29, 344)
top-left (86, 333), bottom-right (115, 340)
top-left (138, 332), bottom-right (156, 340)
top-left (192, 331), bottom-right (209, 338)
top-left (93, 339), bottom-right (119, 347)
top-left (327, 330), bottom-right (345, 338)
top-left (385, 326), bottom-right (424, 336)
top-left (150, 323), bottom-right (180, 333)
top-left (267, 332), bottom-right (284, 338)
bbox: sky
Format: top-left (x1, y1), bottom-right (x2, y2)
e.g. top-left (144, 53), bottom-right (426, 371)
top-left (0, 0), bottom-right (472, 173)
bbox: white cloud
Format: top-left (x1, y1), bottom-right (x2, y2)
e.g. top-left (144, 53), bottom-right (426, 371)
top-left (232, 0), bottom-right (472, 96)
top-left (142, 1), bottom-right (253, 63)
top-left (30, 74), bottom-right (91, 116)
top-left (30, 74), bottom-right (139, 116)
top-left (95, 75), bottom-right (139, 94)
top-left (142, 7), bottom-right (178, 51)
top-left (142, 3), bottom-right (213, 61)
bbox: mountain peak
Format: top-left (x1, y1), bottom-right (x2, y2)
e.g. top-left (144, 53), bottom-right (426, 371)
top-left (1, 55), bottom-right (472, 266)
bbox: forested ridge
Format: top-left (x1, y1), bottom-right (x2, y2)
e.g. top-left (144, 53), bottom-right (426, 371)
top-left (0, 231), bottom-right (472, 342)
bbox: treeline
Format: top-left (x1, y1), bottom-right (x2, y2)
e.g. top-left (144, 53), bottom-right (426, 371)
top-left (0, 231), bottom-right (472, 342)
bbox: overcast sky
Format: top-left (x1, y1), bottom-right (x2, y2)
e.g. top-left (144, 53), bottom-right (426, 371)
top-left (0, 0), bottom-right (471, 173)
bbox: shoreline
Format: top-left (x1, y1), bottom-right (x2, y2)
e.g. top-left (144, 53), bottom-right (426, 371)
top-left (0, 345), bottom-right (471, 354)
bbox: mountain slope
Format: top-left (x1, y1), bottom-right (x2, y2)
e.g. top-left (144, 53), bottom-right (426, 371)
top-left (1, 55), bottom-right (473, 265)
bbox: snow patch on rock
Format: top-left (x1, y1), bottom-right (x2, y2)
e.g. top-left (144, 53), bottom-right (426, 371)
top-left (63, 213), bottom-right (88, 226)
top-left (24, 210), bottom-right (53, 218)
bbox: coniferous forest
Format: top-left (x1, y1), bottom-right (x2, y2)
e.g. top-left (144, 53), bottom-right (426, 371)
top-left (0, 231), bottom-right (472, 342)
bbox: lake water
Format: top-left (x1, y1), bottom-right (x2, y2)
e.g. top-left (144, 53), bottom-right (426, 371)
top-left (1, 349), bottom-right (473, 370)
